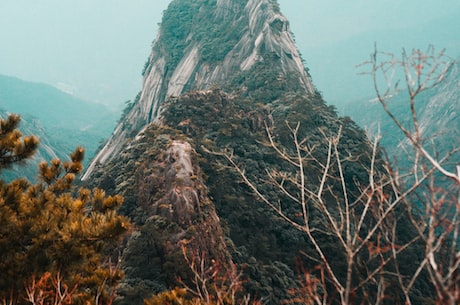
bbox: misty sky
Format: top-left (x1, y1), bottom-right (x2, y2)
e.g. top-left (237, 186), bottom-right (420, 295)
top-left (1, 0), bottom-right (459, 107)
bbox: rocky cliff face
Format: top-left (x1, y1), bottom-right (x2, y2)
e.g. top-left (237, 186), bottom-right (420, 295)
top-left (83, 0), bottom-right (313, 179)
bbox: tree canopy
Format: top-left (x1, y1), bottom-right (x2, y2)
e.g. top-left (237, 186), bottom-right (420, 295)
top-left (0, 114), bottom-right (129, 305)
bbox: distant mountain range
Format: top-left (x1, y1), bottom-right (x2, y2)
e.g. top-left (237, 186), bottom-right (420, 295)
top-left (302, 12), bottom-right (460, 106)
top-left (0, 74), bottom-right (120, 181)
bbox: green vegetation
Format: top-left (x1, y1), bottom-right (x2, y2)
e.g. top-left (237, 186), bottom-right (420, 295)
top-left (119, 91), bottom-right (141, 124)
top-left (87, 124), bottom-right (238, 304)
top-left (157, 0), bottom-right (248, 70)
top-left (89, 84), bottom-right (380, 304)
top-left (0, 114), bottom-right (129, 304)
top-left (0, 75), bottom-right (120, 181)
top-left (2, 0), bottom-right (455, 304)
top-left (87, 60), bottom-right (453, 302)
top-left (158, 0), bottom-right (203, 69)
top-left (86, 3), bottom-right (413, 300)
top-left (195, 12), bottom-right (246, 63)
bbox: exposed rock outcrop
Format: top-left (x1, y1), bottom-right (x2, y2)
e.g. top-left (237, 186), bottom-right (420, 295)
top-left (151, 141), bottom-right (199, 224)
top-left (83, 0), bottom-right (313, 180)
top-left (97, 126), bottom-right (232, 304)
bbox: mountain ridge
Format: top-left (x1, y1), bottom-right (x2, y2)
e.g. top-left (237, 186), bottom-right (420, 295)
top-left (83, 0), bottom-right (314, 179)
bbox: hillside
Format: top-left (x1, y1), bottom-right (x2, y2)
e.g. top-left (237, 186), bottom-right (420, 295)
top-left (80, 1), bottom-right (448, 304)
top-left (0, 75), bottom-right (120, 181)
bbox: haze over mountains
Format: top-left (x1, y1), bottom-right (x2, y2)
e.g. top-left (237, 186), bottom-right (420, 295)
top-left (304, 11), bottom-right (460, 105)
top-left (0, 0), bottom-right (458, 304)
top-left (342, 60), bottom-right (460, 174)
top-left (0, 75), bottom-right (119, 181)
top-left (1, 0), bottom-right (458, 107)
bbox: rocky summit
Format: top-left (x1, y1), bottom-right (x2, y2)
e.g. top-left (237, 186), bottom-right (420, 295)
top-left (83, 0), bottom-right (314, 179)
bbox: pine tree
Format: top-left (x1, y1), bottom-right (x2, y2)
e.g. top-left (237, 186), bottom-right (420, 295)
top-left (0, 114), bottom-right (129, 304)
top-left (0, 114), bottom-right (39, 169)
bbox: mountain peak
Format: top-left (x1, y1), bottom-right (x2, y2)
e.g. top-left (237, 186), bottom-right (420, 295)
top-left (82, 2), bottom-right (399, 303)
top-left (83, 0), bottom-right (313, 179)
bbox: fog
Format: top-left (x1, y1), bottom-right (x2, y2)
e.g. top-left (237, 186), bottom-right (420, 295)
top-left (1, 0), bottom-right (459, 107)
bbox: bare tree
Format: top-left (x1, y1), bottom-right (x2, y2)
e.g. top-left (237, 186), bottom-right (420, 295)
top-left (2, 258), bottom-right (122, 305)
top-left (24, 272), bottom-right (78, 305)
top-left (206, 46), bottom-right (459, 304)
top-left (359, 45), bottom-right (459, 305)
top-left (178, 241), bottom-right (261, 305)
top-left (144, 240), bottom-right (261, 305)
top-left (210, 122), bottom-right (413, 304)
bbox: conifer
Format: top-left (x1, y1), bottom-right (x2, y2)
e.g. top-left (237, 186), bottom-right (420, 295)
top-left (0, 114), bottom-right (129, 304)
top-left (0, 114), bottom-right (39, 169)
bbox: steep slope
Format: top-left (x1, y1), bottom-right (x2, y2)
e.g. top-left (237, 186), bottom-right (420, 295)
top-left (0, 75), bottom-right (119, 181)
top-left (85, 1), bottom-right (433, 304)
top-left (91, 89), bottom-right (373, 304)
top-left (83, 0), bottom-right (314, 179)
top-left (93, 125), bottom-right (232, 303)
